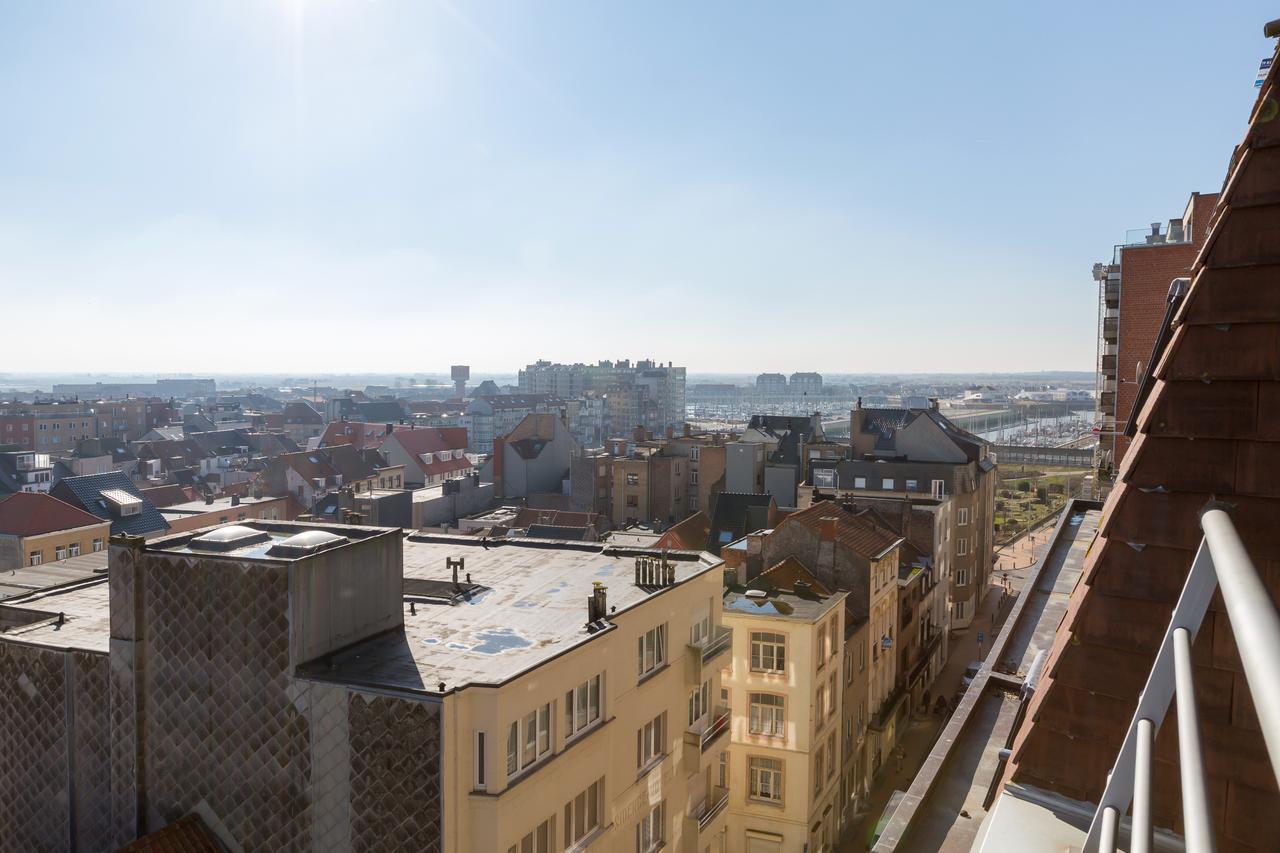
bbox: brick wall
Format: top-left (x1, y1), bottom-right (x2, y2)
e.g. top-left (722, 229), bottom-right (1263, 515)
top-left (1114, 242), bottom-right (1198, 464)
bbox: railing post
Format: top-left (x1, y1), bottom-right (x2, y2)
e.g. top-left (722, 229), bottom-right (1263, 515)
top-left (1200, 504), bottom-right (1280, 786)
top-left (1173, 627), bottom-right (1215, 853)
top-left (1133, 718), bottom-right (1153, 853)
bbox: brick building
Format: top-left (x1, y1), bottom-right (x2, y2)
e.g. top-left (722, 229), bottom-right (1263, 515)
top-left (1093, 191), bottom-right (1218, 471)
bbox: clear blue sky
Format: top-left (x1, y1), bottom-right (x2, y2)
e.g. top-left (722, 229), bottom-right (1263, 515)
top-left (1, 2), bottom-right (1273, 374)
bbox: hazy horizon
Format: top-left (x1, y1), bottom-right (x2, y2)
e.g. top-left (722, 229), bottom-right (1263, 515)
top-left (3, 2), bottom-right (1272, 373)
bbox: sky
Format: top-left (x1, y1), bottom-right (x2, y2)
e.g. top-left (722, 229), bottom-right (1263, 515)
top-left (1, 2), bottom-right (1274, 375)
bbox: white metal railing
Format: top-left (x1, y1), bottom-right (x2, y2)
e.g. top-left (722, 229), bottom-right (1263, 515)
top-left (1084, 504), bottom-right (1280, 853)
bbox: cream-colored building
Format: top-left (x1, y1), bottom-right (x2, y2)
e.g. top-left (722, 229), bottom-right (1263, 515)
top-left (720, 557), bottom-right (848, 853)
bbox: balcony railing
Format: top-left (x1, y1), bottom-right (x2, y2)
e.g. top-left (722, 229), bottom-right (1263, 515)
top-left (685, 705), bottom-right (731, 753)
top-left (693, 785), bottom-right (729, 831)
top-left (1082, 504), bottom-right (1280, 853)
top-left (686, 625), bottom-right (732, 683)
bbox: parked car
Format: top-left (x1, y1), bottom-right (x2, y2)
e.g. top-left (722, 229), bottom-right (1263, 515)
top-left (962, 661), bottom-right (983, 688)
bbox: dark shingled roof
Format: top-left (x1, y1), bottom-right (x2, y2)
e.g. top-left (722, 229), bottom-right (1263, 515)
top-left (49, 471), bottom-right (169, 537)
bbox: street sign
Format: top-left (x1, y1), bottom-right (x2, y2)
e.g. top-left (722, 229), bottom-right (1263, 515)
top-left (1257, 57), bottom-right (1272, 89)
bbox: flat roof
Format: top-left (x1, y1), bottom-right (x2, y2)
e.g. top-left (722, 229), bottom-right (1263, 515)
top-left (0, 577), bottom-right (110, 652)
top-left (0, 551), bottom-right (108, 601)
top-left (146, 520), bottom-right (398, 561)
top-left (722, 586), bottom-right (844, 623)
top-left (300, 535), bottom-right (721, 694)
top-left (160, 495), bottom-right (282, 516)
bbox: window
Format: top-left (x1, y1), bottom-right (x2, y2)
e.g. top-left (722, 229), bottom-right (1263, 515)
top-left (749, 693), bottom-right (785, 737)
top-left (955, 600), bottom-right (967, 620)
top-left (828, 673), bottom-right (837, 717)
top-left (957, 507), bottom-right (970, 526)
top-left (828, 616), bottom-right (839, 657)
top-left (564, 778), bottom-right (604, 847)
top-left (827, 732), bottom-right (837, 778)
top-left (55, 545), bottom-right (67, 561)
top-left (69, 543), bottom-right (80, 557)
top-left (475, 731), bottom-right (487, 790)
top-left (751, 631), bottom-right (786, 672)
top-left (957, 568), bottom-right (968, 586)
top-left (92, 538), bottom-right (104, 552)
top-left (637, 712), bottom-right (666, 769)
top-left (815, 683), bottom-right (826, 725)
top-left (931, 479), bottom-right (946, 499)
top-left (814, 745), bottom-right (825, 793)
top-left (718, 751), bottom-right (728, 789)
top-left (691, 446), bottom-right (700, 461)
top-left (636, 801), bottom-right (665, 852)
top-left (854, 477), bottom-right (867, 489)
top-left (813, 468), bottom-right (836, 489)
top-left (690, 470), bottom-right (699, 485)
top-left (507, 702), bottom-right (553, 777)
top-left (690, 613), bottom-right (710, 646)
top-left (906, 479), bottom-right (918, 490)
top-left (626, 473), bottom-right (639, 486)
top-left (816, 623), bottom-right (826, 671)
top-left (508, 815), bottom-right (556, 853)
top-left (29, 551), bottom-right (42, 567)
top-left (626, 494), bottom-right (638, 508)
top-left (637, 624), bottom-right (667, 678)
top-left (859, 639), bottom-right (866, 671)
top-left (882, 478), bottom-right (894, 490)
top-left (749, 756), bottom-right (784, 802)
top-left (689, 679), bottom-right (710, 726)
top-left (689, 494), bottom-right (698, 511)
top-left (565, 674), bottom-right (603, 739)
top-left (958, 538), bottom-right (969, 556)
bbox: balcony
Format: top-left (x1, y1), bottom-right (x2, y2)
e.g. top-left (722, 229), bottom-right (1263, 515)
top-left (684, 705), bottom-right (731, 756)
top-left (1104, 280), bottom-right (1119, 307)
top-left (1100, 354), bottom-right (1117, 373)
top-left (685, 785), bottom-right (729, 839)
top-left (685, 625), bottom-right (732, 683)
top-left (1102, 317), bottom-right (1119, 340)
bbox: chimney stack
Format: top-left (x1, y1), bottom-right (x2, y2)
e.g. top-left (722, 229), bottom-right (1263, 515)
top-left (587, 581), bottom-right (609, 623)
top-left (448, 556), bottom-right (465, 589)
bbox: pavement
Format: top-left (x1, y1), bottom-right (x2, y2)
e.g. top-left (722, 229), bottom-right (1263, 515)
top-left (837, 522), bottom-right (1054, 851)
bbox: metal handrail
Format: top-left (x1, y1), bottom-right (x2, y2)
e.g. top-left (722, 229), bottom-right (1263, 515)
top-left (1084, 505), bottom-right (1280, 852)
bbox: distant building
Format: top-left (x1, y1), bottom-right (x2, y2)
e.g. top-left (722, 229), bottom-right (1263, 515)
top-left (518, 359), bottom-right (686, 431)
top-left (755, 373), bottom-right (788, 395)
top-left (1091, 190), bottom-right (1218, 472)
top-left (50, 378), bottom-right (216, 398)
top-left (789, 372), bottom-right (823, 395)
top-left (280, 401), bottom-right (325, 445)
top-left (481, 413), bottom-right (580, 500)
top-left (0, 449), bottom-right (54, 495)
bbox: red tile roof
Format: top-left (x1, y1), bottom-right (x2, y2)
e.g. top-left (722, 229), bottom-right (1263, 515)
top-left (778, 500), bottom-right (903, 560)
top-left (757, 555), bottom-right (833, 596)
top-left (140, 484), bottom-right (195, 508)
top-left (0, 492), bottom-right (107, 537)
top-left (319, 421), bottom-right (387, 451)
top-left (1005, 48), bottom-right (1280, 847)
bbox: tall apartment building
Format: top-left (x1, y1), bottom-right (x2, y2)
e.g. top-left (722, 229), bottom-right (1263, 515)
top-left (809, 400), bottom-right (995, 629)
top-left (0, 522), bottom-right (729, 852)
top-left (517, 360), bottom-right (686, 431)
top-left (755, 373), bottom-right (787, 395)
top-left (721, 561), bottom-right (849, 851)
top-left (788, 373), bottom-right (823, 395)
top-left (0, 401), bottom-right (97, 451)
top-left (51, 378), bottom-right (216, 398)
top-left (1091, 191), bottom-right (1218, 472)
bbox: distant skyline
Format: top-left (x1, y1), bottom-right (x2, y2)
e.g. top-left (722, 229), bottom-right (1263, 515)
top-left (2, 2), bottom-right (1274, 373)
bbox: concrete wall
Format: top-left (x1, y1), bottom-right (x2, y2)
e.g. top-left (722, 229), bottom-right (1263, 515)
top-left (725, 442), bottom-right (764, 494)
top-left (0, 523), bottom-right (111, 571)
top-left (764, 463), bottom-right (798, 509)
top-left (413, 480), bottom-right (495, 529)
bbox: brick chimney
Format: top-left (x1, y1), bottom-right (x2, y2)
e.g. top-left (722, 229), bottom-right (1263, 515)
top-left (850, 398), bottom-right (865, 451)
top-left (633, 425), bottom-right (645, 444)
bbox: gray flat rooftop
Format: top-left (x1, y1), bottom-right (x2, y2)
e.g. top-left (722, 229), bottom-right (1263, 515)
top-left (159, 495), bottom-right (282, 516)
top-left (300, 535), bottom-right (720, 695)
top-left (723, 587), bottom-right (843, 623)
top-left (0, 551), bottom-right (108, 600)
top-left (0, 578), bottom-right (110, 653)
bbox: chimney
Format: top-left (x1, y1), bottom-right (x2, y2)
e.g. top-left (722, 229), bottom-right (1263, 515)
top-left (683, 422), bottom-right (691, 437)
top-left (448, 556), bottom-right (465, 590)
top-left (665, 425), bottom-right (674, 440)
top-left (900, 497), bottom-right (911, 543)
top-left (928, 397), bottom-right (940, 413)
top-left (231, 495), bottom-right (240, 506)
top-left (492, 435), bottom-right (506, 498)
top-left (385, 423), bottom-right (394, 435)
top-left (850, 401), bottom-right (865, 450)
top-left (587, 581), bottom-right (608, 623)
top-left (1168, 217), bottom-right (1185, 242)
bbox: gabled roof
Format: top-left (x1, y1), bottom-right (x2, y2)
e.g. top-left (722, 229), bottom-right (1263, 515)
top-left (0, 492), bottom-right (107, 537)
top-left (318, 421), bottom-right (387, 451)
top-left (755, 555), bottom-right (834, 596)
top-left (282, 401), bottom-right (323, 424)
top-left (707, 492), bottom-right (775, 556)
top-left (385, 426), bottom-right (469, 457)
top-left (140, 484), bottom-right (195, 508)
top-left (779, 499), bottom-right (903, 560)
top-left (655, 511), bottom-right (711, 551)
top-left (49, 471), bottom-right (169, 537)
top-left (324, 444), bottom-right (378, 483)
top-left (278, 450), bottom-right (340, 484)
top-left (352, 400), bottom-right (407, 422)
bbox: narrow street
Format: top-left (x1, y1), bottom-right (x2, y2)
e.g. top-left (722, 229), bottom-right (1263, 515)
top-left (837, 523), bottom-right (1052, 850)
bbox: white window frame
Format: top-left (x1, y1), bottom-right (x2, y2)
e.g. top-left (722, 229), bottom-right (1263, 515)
top-left (637, 624), bottom-right (667, 678)
top-left (475, 731), bottom-right (487, 790)
top-left (958, 537), bottom-right (969, 556)
top-left (882, 478), bottom-right (894, 490)
top-left (564, 777), bottom-right (604, 848)
top-left (750, 631), bottom-right (786, 672)
top-left (749, 756), bottom-right (784, 803)
top-left (854, 476), bottom-right (867, 489)
top-left (565, 674), bottom-right (603, 740)
top-left (688, 679), bottom-right (710, 727)
top-left (636, 801), bottom-right (665, 852)
top-left (813, 468), bottom-right (836, 489)
top-left (749, 693), bottom-right (786, 737)
top-left (637, 711), bottom-right (666, 770)
top-left (957, 507), bottom-right (970, 526)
